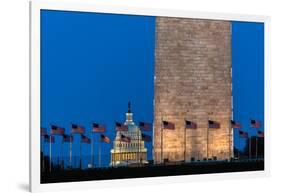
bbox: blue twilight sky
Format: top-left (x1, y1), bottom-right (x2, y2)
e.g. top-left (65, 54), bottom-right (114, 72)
top-left (232, 21), bottom-right (264, 149)
top-left (41, 10), bottom-right (264, 167)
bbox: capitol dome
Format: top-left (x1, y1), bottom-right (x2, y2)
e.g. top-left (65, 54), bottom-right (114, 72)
top-left (110, 102), bottom-right (148, 167)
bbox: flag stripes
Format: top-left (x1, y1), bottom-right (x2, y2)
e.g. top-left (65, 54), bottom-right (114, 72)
top-left (81, 135), bottom-right (91, 144)
top-left (239, 131), bottom-right (248, 138)
top-left (120, 134), bottom-right (131, 143)
top-left (92, 123), bottom-right (106, 133)
top-left (51, 125), bottom-right (65, 135)
top-left (185, 120), bottom-right (197, 129)
top-left (71, 124), bottom-right (85, 134)
top-left (141, 133), bottom-right (152, 142)
top-left (257, 131), bottom-right (264, 138)
top-left (139, 121), bottom-right (151, 131)
top-left (100, 134), bottom-right (110, 143)
top-left (231, 120), bottom-right (241, 129)
top-left (115, 122), bottom-right (128, 131)
top-left (208, 120), bottom-right (220, 129)
top-left (62, 134), bottom-right (73, 142)
top-left (250, 119), bottom-right (261, 128)
top-left (163, 121), bottom-right (175, 130)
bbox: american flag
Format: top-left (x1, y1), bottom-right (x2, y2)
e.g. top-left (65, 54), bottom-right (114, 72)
top-left (250, 119), bottom-right (261, 128)
top-left (81, 135), bottom-right (91, 144)
top-left (231, 120), bottom-right (242, 129)
top-left (71, 124), bottom-right (85, 134)
top-left (257, 131), bottom-right (264, 138)
top-left (208, 120), bottom-right (220, 129)
top-left (239, 131), bottom-right (248, 138)
top-left (120, 134), bottom-right (131, 143)
top-left (141, 133), bottom-right (152, 142)
top-left (62, 134), bottom-right (73, 142)
top-left (139, 121), bottom-right (151, 131)
top-left (100, 134), bottom-right (110, 143)
top-left (51, 125), bottom-right (65, 135)
top-left (92, 123), bottom-right (106, 133)
top-left (115, 122), bottom-right (128, 131)
top-left (41, 128), bottom-right (47, 136)
top-left (163, 121), bottom-right (175, 130)
top-left (43, 135), bottom-right (55, 143)
top-left (185, 120), bottom-right (197, 129)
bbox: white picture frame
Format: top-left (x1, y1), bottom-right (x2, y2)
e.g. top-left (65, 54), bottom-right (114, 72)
top-left (29, 0), bottom-right (271, 192)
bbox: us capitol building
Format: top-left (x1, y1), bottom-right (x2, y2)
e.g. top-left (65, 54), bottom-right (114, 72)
top-left (110, 103), bottom-right (148, 166)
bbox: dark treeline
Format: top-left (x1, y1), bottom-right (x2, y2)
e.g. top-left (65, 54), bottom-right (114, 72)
top-left (234, 136), bottom-right (264, 159)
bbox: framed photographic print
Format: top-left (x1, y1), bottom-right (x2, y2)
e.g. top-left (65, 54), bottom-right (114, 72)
top-left (30, 0), bottom-right (270, 192)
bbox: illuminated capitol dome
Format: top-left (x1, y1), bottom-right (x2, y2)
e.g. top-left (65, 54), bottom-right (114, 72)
top-left (110, 102), bottom-right (148, 166)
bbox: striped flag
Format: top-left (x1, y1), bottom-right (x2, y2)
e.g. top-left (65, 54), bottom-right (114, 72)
top-left (208, 120), bottom-right (220, 129)
top-left (163, 121), bottom-right (175, 130)
top-left (51, 125), bottom-right (65, 135)
top-left (120, 134), bottom-right (131, 143)
top-left (139, 121), bottom-right (151, 131)
top-left (100, 134), bottom-right (110, 143)
top-left (71, 124), bottom-right (85, 134)
top-left (185, 120), bottom-right (197, 129)
top-left (81, 135), bottom-right (91, 144)
top-left (239, 131), bottom-right (248, 138)
top-left (44, 135), bottom-right (55, 143)
top-left (62, 134), bottom-right (73, 142)
top-left (141, 133), bottom-right (152, 142)
top-left (257, 131), bottom-right (264, 138)
top-left (41, 128), bottom-right (47, 136)
top-left (250, 119), bottom-right (261, 128)
top-left (92, 123), bottom-right (106, 133)
top-left (115, 122), bottom-right (128, 131)
top-left (231, 120), bottom-right (241, 129)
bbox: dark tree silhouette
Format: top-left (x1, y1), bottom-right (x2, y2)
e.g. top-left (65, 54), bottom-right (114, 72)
top-left (243, 136), bottom-right (264, 159)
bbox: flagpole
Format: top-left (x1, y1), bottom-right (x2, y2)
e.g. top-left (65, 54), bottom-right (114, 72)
top-left (69, 135), bottom-right (72, 169)
top-left (98, 141), bottom-right (101, 168)
top-left (238, 139), bottom-right (240, 160)
top-left (137, 129), bottom-right (139, 164)
top-left (139, 129), bottom-right (141, 165)
top-left (161, 118), bottom-right (163, 164)
top-left (41, 136), bottom-right (45, 173)
top-left (91, 134), bottom-right (94, 168)
top-left (61, 139), bottom-right (64, 169)
top-left (249, 136), bottom-right (251, 160)
top-left (80, 139), bottom-right (82, 169)
top-left (49, 134), bottom-right (52, 172)
top-left (237, 132), bottom-right (240, 160)
top-left (184, 122), bottom-right (186, 162)
top-left (229, 120), bottom-right (231, 161)
top-left (256, 136), bottom-right (258, 159)
top-left (112, 135), bottom-right (117, 166)
top-left (119, 133), bottom-right (121, 165)
top-left (206, 121), bottom-right (209, 159)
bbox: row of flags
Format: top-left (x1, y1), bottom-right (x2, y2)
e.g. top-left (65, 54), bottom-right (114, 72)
top-left (41, 121), bottom-right (153, 171)
top-left (41, 121), bottom-right (153, 144)
top-left (41, 119), bottom-right (263, 146)
top-left (41, 123), bottom-right (110, 144)
top-left (231, 119), bottom-right (261, 129)
top-left (239, 130), bottom-right (264, 138)
top-left (232, 120), bottom-right (264, 139)
top-left (115, 121), bottom-right (151, 131)
top-left (162, 119), bottom-right (262, 130)
top-left (162, 119), bottom-right (264, 139)
top-left (162, 120), bottom-right (221, 130)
